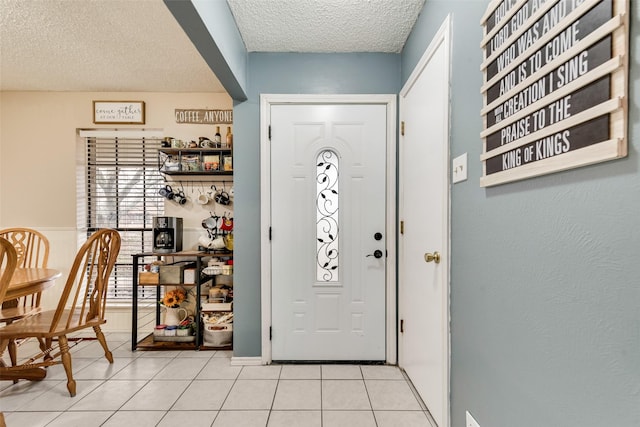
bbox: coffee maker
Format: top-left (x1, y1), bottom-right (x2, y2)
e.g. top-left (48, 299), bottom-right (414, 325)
top-left (153, 216), bottom-right (183, 253)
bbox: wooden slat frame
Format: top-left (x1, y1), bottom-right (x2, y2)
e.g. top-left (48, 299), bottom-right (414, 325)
top-left (480, 0), bottom-right (629, 187)
top-left (481, 96), bottom-right (622, 161)
top-left (481, 14), bottom-right (624, 107)
top-left (481, 55), bottom-right (623, 138)
top-left (481, 0), bottom-right (556, 51)
top-left (480, 138), bottom-right (620, 187)
top-left (480, 0), bottom-right (529, 47)
top-left (481, 0), bottom-right (600, 71)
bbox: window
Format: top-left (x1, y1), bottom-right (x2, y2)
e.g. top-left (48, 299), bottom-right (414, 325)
top-left (82, 130), bottom-right (164, 301)
top-left (316, 150), bottom-right (339, 282)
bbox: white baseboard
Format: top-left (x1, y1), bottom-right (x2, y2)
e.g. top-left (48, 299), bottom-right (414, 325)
top-left (231, 356), bottom-right (262, 366)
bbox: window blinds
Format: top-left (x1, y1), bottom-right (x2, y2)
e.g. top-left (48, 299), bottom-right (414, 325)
top-left (84, 135), bottom-right (164, 300)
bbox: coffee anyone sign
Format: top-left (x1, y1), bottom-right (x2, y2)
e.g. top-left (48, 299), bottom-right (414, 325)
top-left (175, 109), bottom-right (233, 124)
top-left (479, 0), bottom-right (629, 187)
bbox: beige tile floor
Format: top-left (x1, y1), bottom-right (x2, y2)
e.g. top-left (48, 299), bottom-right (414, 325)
top-left (0, 332), bottom-right (435, 426)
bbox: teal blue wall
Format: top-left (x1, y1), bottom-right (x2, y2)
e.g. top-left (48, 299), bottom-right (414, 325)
top-left (401, 1), bottom-right (640, 426)
top-left (232, 53), bottom-right (401, 357)
top-left (176, 1), bottom-right (639, 425)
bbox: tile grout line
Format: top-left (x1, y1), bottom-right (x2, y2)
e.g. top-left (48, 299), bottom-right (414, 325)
top-left (212, 359), bottom-right (244, 424)
top-left (264, 365), bottom-right (282, 425)
top-left (320, 365), bottom-right (323, 427)
top-left (160, 350), bottom-right (215, 425)
top-left (6, 351), bottom-right (434, 426)
top-left (359, 365), bottom-right (381, 427)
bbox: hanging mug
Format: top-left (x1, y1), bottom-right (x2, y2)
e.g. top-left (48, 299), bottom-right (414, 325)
top-left (198, 234), bottom-right (214, 249)
top-left (224, 233), bottom-right (234, 251)
top-left (220, 216), bottom-right (234, 232)
top-left (214, 188), bottom-right (231, 205)
top-left (197, 193), bottom-right (210, 205)
top-left (173, 190), bottom-right (187, 205)
top-left (159, 185), bottom-right (174, 200)
top-left (211, 236), bottom-right (226, 249)
top-left (202, 214), bottom-right (219, 231)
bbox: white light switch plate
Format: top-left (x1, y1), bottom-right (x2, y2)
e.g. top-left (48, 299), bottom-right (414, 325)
top-left (452, 152), bottom-right (468, 183)
top-left (466, 411), bottom-right (481, 427)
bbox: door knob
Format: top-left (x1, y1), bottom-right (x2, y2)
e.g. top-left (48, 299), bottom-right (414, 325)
top-left (424, 251), bottom-right (441, 264)
top-left (367, 250), bottom-right (383, 259)
top-left (374, 232), bottom-right (383, 241)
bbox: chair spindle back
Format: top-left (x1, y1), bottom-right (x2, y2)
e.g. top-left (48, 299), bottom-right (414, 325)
top-left (0, 237), bottom-right (18, 303)
top-left (50, 229), bottom-right (120, 332)
top-left (0, 228), bottom-right (49, 269)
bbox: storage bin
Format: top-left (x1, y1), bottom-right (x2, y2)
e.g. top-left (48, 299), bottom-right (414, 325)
top-left (177, 326), bottom-right (191, 337)
top-left (139, 272), bottom-right (159, 284)
top-left (159, 261), bottom-right (195, 284)
top-left (203, 323), bottom-right (232, 347)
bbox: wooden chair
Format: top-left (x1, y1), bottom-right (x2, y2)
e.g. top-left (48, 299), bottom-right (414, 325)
top-left (0, 228), bottom-right (51, 369)
top-left (0, 237), bottom-right (18, 309)
top-left (0, 229), bottom-right (121, 396)
top-left (0, 237), bottom-right (18, 369)
top-left (0, 227), bottom-right (50, 322)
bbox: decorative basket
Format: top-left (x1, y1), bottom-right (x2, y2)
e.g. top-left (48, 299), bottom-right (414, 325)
top-left (203, 323), bottom-right (232, 347)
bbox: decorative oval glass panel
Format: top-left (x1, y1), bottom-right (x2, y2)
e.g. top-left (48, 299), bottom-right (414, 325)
top-left (316, 150), bottom-right (339, 282)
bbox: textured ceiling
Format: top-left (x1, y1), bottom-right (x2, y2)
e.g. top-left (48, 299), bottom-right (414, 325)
top-left (228, 0), bottom-right (425, 53)
top-left (0, 0), bottom-right (425, 92)
top-left (0, 0), bottom-right (225, 92)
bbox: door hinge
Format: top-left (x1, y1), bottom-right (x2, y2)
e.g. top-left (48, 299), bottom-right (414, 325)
top-left (400, 221), bottom-right (404, 235)
top-left (269, 227), bottom-right (272, 241)
top-left (401, 121), bottom-right (405, 136)
top-left (268, 125), bottom-right (271, 140)
top-left (400, 319), bottom-right (404, 333)
top-left (269, 326), bottom-right (272, 340)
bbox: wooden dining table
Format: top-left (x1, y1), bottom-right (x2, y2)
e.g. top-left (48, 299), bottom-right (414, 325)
top-left (0, 267), bottom-right (61, 380)
top-left (3, 268), bottom-right (62, 302)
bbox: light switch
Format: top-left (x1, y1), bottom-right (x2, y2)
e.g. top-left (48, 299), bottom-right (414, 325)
top-left (452, 153), bottom-right (468, 183)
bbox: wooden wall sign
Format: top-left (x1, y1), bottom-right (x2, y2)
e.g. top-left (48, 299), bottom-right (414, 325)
top-left (479, 0), bottom-right (629, 187)
top-left (175, 109), bottom-right (233, 124)
top-left (93, 101), bottom-right (145, 124)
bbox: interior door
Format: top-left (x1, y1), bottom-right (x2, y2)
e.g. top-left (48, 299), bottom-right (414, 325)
top-left (399, 17), bottom-right (451, 427)
top-left (270, 103), bottom-right (387, 361)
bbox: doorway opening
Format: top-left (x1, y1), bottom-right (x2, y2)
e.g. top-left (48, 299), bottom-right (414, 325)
top-left (260, 94), bottom-right (397, 365)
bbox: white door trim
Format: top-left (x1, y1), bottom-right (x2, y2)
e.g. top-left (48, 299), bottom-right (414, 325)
top-left (260, 94), bottom-right (397, 364)
top-left (399, 14), bottom-right (452, 427)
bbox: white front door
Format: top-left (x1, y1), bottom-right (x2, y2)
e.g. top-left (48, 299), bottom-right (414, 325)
top-left (399, 16), bottom-right (451, 427)
top-left (270, 103), bottom-right (388, 361)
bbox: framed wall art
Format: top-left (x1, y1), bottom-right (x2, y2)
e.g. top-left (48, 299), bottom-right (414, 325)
top-left (93, 101), bottom-right (145, 124)
top-left (479, 0), bottom-right (629, 187)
